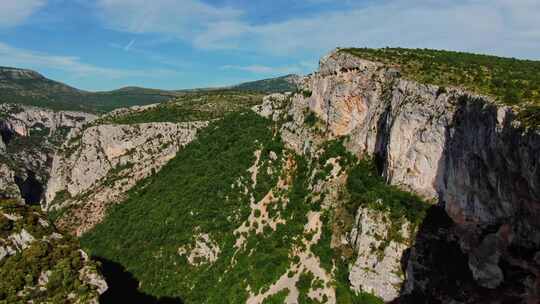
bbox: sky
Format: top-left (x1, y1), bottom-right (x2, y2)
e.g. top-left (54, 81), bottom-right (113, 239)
top-left (0, 0), bottom-right (539, 91)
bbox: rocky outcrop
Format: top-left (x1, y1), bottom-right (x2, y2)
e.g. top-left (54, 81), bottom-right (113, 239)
top-left (0, 200), bottom-right (107, 303)
top-left (256, 49), bottom-right (540, 303)
top-left (0, 104), bottom-right (96, 204)
top-left (0, 163), bottom-right (21, 199)
top-left (0, 103), bottom-right (96, 136)
top-left (45, 120), bottom-right (208, 236)
top-left (348, 207), bottom-right (411, 302)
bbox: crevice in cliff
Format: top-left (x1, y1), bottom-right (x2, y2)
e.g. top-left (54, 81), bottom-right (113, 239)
top-left (0, 122), bottom-right (16, 145)
top-left (14, 170), bottom-right (44, 205)
top-left (374, 105), bottom-right (392, 176)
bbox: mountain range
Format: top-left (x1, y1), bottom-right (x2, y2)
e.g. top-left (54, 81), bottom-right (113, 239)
top-left (0, 66), bottom-right (299, 112)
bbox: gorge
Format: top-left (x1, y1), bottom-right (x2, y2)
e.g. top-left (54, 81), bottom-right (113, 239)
top-left (1, 48), bottom-right (539, 304)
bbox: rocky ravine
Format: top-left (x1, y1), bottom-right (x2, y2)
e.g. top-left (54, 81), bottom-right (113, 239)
top-left (257, 49), bottom-right (540, 303)
top-left (45, 119), bottom-right (208, 236)
top-left (0, 104), bottom-right (96, 203)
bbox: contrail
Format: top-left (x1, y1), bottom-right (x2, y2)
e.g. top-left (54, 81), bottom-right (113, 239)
top-left (124, 39), bottom-right (136, 51)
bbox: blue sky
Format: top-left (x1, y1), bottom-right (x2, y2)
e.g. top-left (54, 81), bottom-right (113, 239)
top-left (0, 0), bottom-right (539, 91)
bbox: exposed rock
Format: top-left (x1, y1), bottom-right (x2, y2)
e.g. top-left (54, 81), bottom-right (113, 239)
top-left (468, 233), bottom-right (504, 289)
top-left (80, 265), bottom-right (109, 295)
top-left (178, 233), bottom-right (221, 266)
top-left (46, 121), bottom-right (208, 235)
top-left (0, 163), bottom-right (21, 200)
top-left (256, 49), bottom-right (540, 303)
top-left (0, 104), bottom-right (96, 204)
top-left (0, 104), bottom-right (95, 132)
top-left (8, 228), bottom-right (35, 250)
top-left (348, 207), bottom-right (410, 302)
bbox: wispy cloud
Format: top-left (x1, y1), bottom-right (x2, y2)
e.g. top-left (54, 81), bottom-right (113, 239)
top-left (0, 0), bottom-right (46, 28)
top-left (95, 0), bottom-right (540, 59)
top-left (0, 41), bottom-right (178, 79)
top-left (97, 0), bottom-right (242, 39)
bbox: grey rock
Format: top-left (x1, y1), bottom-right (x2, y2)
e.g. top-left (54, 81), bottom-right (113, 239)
top-left (257, 49), bottom-right (540, 302)
top-left (468, 234), bottom-right (504, 289)
top-left (46, 120), bottom-right (208, 235)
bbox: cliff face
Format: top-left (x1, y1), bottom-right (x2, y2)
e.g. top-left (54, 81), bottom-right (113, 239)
top-left (45, 120), bottom-right (208, 236)
top-left (0, 104), bottom-right (96, 204)
top-left (258, 49), bottom-right (540, 303)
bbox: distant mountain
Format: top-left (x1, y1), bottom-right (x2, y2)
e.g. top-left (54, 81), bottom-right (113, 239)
top-left (230, 74), bottom-right (300, 93)
top-left (0, 67), bottom-right (178, 113)
top-left (0, 66), bottom-right (298, 113)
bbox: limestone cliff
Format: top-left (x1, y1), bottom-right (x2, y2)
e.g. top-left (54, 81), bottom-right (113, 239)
top-left (257, 49), bottom-right (540, 303)
top-left (45, 120), bottom-right (208, 236)
top-left (0, 104), bottom-right (96, 204)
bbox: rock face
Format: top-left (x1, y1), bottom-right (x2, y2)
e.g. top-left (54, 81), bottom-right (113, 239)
top-left (257, 49), bottom-right (540, 303)
top-left (0, 163), bottom-right (21, 199)
top-left (0, 104), bottom-right (96, 204)
top-left (348, 207), bottom-right (411, 302)
top-left (45, 120), bottom-right (208, 236)
top-left (0, 200), bottom-right (107, 303)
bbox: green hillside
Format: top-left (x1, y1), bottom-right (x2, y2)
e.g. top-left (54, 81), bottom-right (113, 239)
top-left (0, 200), bottom-right (103, 303)
top-left (99, 90), bottom-right (264, 124)
top-left (80, 108), bottom-right (428, 303)
top-left (341, 48), bottom-right (540, 106)
top-left (231, 75), bottom-right (299, 93)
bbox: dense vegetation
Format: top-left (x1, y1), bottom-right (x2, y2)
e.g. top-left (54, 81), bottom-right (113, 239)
top-left (341, 48), bottom-right (540, 106)
top-left (0, 200), bottom-right (102, 303)
top-left (82, 111), bottom-right (288, 302)
top-left (231, 74), bottom-right (298, 93)
top-left (80, 109), bottom-right (429, 303)
top-left (97, 90), bottom-right (264, 124)
top-left (346, 158), bottom-right (429, 230)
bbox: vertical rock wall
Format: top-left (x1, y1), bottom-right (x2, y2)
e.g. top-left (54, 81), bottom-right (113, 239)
top-left (257, 49), bottom-right (540, 303)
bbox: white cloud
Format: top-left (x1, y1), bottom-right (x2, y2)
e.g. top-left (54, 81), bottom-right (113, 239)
top-left (97, 0), bottom-right (242, 40)
top-left (0, 42), bottom-right (177, 79)
top-left (0, 0), bottom-right (46, 27)
top-left (95, 0), bottom-right (540, 59)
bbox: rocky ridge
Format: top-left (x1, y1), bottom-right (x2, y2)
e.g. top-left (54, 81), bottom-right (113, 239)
top-left (256, 48), bottom-right (540, 303)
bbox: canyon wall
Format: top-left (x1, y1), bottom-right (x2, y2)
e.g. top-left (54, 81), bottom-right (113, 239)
top-left (45, 120), bottom-right (208, 236)
top-left (258, 49), bottom-right (540, 303)
top-left (0, 104), bottom-right (96, 203)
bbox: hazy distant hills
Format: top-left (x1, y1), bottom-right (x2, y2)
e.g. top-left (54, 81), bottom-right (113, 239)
top-left (229, 74), bottom-right (300, 93)
top-left (0, 66), bottom-right (299, 113)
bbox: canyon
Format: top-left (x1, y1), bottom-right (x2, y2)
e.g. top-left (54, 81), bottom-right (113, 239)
top-left (1, 48), bottom-right (539, 303)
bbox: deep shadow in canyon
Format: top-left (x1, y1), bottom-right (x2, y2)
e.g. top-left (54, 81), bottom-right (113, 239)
top-left (394, 97), bottom-right (538, 303)
top-left (96, 257), bottom-right (184, 304)
top-left (14, 170), bottom-right (44, 205)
